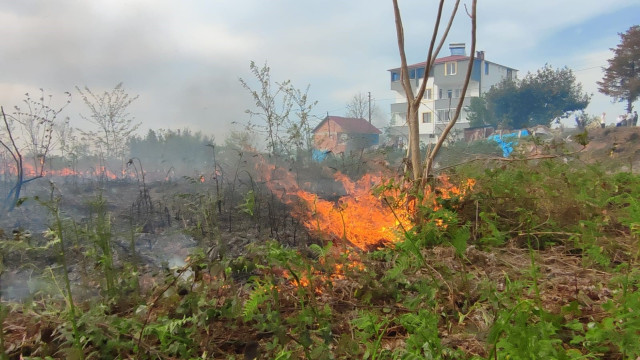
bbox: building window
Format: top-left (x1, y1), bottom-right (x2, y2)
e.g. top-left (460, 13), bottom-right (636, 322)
top-left (409, 69), bottom-right (416, 79)
top-left (447, 89), bottom-right (453, 99)
top-left (429, 134), bottom-right (436, 138)
top-left (422, 112), bottom-right (432, 123)
top-left (445, 62), bottom-right (457, 76)
top-left (416, 67), bottom-right (425, 79)
top-left (437, 109), bottom-right (450, 122)
top-left (507, 69), bottom-right (513, 80)
top-left (485, 62), bottom-right (489, 75)
top-left (391, 72), bottom-right (399, 81)
top-left (454, 89), bottom-right (461, 98)
top-left (438, 88), bottom-right (443, 100)
top-left (424, 89), bottom-right (432, 100)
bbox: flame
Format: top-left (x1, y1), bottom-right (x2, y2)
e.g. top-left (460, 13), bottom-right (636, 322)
top-left (257, 159), bottom-right (475, 251)
top-left (293, 174), bottom-right (412, 250)
top-left (0, 162), bottom-right (122, 180)
top-left (280, 248), bottom-right (365, 295)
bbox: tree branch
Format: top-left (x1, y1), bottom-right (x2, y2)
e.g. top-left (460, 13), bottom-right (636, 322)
top-left (423, 0), bottom-right (476, 185)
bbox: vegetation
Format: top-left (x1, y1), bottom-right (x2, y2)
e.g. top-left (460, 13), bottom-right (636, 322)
top-left (598, 25), bottom-right (640, 113)
top-left (129, 128), bottom-right (216, 176)
top-left (239, 61), bottom-right (317, 157)
top-left (0, 90), bottom-right (71, 212)
top-left (345, 92), bottom-right (382, 123)
top-left (391, 0), bottom-right (477, 183)
top-left (469, 65), bottom-right (591, 129)
top-left (1, 22), bottom-right (639, 360)
top-left (465, 96), bottom-right (490, 128)
top-left (1, 125), bottom-right (639, 359)
top-left (76, 83), bottom-right (141, 166)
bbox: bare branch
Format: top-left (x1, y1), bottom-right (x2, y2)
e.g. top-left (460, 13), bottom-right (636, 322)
top-left (423, 0), bottom-right (476, 184)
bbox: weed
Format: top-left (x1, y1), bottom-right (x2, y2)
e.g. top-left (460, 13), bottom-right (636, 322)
top-left (352, 310), bottom-right (391, 360)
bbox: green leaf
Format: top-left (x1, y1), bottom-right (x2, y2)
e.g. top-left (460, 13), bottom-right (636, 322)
top-left (449, 225), bottom-right (470, 257)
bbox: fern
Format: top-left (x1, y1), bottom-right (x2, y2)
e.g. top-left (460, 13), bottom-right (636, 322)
top-left (397, 310), bottom-right (442, 359)
top-left (383, 253), bottom-right (412, 283)
top-left (478, 212), bottom-right (506, 247)
top-left (449, 225), bottom-right (470, 257)
top-left (237, 190), bottom-right (255, 216)
top-left (585, 244), bottom-right (611, 267)
top-left (243, 284), bottom-right (269, 322)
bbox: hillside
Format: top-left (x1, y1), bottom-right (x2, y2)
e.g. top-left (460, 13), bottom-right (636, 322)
top-left (581, 126), bottom-right (640, 171)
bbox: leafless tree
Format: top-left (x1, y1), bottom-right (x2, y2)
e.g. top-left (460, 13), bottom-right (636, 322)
top-left (240, 61), bottom-right (317, 158)
top-left (0, 90), bottom-right (71, 211)
top-left (76, 83), bottom-right (140, 164)
top-left (345, 92), bottom-right (369, 119)
top-left (288, 85), bottom-right (318, 153)
top-left (239, 61), bottom-right (293, 156)
top-left (392, 0), bottom-right (476, 185)
top-left (11, 89), bottom-right (71, 175)
top-left (345, 92), bottom-right (383, 124)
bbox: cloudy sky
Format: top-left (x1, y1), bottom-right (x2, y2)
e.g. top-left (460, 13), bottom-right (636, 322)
top-left (1, 0), bottom-right (639, 142)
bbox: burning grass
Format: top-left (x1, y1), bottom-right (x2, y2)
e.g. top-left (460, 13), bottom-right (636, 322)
top-left (257, 158), bottom-right (475, 250)
top-left (1, 154), bottom-right (640, 359)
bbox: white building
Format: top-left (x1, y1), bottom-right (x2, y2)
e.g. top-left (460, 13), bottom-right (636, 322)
top-left (388, 43), bottom-right (518, 145)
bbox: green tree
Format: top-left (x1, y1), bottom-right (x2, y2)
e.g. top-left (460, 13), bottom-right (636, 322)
top-left (465, 95), bottom-right (491, 127)
top-left (477, 78), bottom-right (520, 128)
top-left (483, 65), bottom-right (590, 129)
top-left (598, 25), bottom-right (640, 112)
top-left (129, 128), bottom-right (215, 174)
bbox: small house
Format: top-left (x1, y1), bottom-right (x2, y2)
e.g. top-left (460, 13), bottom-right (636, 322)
top-left (313, 116), bottom-right (381, 154)
top-left (464, 125), bottom-right (495, 142)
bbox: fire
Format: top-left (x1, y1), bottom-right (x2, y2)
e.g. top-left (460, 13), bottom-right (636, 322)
top-left (280, 248), bottom-right (365, 295)
top-left (293, 173), bottom-right (412, 250)
top-left (257, 160), bottom-right (474, 251)
top-left (0, 162), bottom-right (124, 180)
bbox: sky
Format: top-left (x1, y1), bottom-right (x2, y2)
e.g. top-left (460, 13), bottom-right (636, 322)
top-left (1, 0), bottom-right (639, 143)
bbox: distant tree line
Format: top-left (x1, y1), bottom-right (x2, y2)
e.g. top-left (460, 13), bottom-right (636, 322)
top-left (129, 128), bottom-right (216, 176)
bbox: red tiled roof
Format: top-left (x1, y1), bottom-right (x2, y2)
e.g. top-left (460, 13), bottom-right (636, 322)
top-left (388, 55), bottom-right (469, 72)
top-left (313, 116), bottom-right (382, 134)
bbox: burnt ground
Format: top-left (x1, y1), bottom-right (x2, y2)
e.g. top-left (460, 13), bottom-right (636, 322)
top-left (0, 153), bottom-right (346, 302)
top-left (1, 125), bottom-right (639, 301)
top-left (0, 126), bottom-right (638, 358)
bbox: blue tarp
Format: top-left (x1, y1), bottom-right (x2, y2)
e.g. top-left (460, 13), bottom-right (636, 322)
top-left (312, 149), bottom-right (331, 162)
top-left (488, 130), bottom-right (529, 157)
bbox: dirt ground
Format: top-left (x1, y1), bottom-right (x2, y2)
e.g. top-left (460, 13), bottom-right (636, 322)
top-left (578, 125), bottom-right (640, 171)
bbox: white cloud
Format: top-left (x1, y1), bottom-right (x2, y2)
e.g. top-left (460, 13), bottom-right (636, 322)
top-left (1, 0), bottom-right (639, 143)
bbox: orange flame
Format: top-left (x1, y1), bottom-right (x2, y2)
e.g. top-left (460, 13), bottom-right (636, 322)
top-left (279, 248), bottom-right (365, 294)
top-left (0, 163), bottom-right (123, 180)
top-left (257, 159), bottom-right (475, 251)
top-left (293, 173), bottom-right (412, 250)
top-left (256, 161), bottom-right (410, 250)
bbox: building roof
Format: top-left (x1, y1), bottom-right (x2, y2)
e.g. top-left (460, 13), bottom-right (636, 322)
top-left (313, 116), bottom-right (382, 134)
top-left (387, 55), bottom-right (517, 72)
top-left (388, 55), bottom-right (469, 72)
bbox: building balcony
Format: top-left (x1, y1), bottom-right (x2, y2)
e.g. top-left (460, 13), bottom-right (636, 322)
top-left (390, 102), bottom-right (407, 115)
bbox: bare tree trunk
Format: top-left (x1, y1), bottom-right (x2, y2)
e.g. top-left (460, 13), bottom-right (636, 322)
top-left (1, 107), bottom-right (28, 212)
top-left (423, 1), bottom-right (477, 185)
top-left (392, 0), bottom-right (461, 182)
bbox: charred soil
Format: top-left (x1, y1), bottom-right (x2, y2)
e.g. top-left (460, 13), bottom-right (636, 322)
top-left (0, 137), bottom-right (639, 359)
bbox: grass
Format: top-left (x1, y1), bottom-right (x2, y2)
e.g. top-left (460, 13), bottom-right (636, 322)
top-left (0, 150), bottom-right (639, 359)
